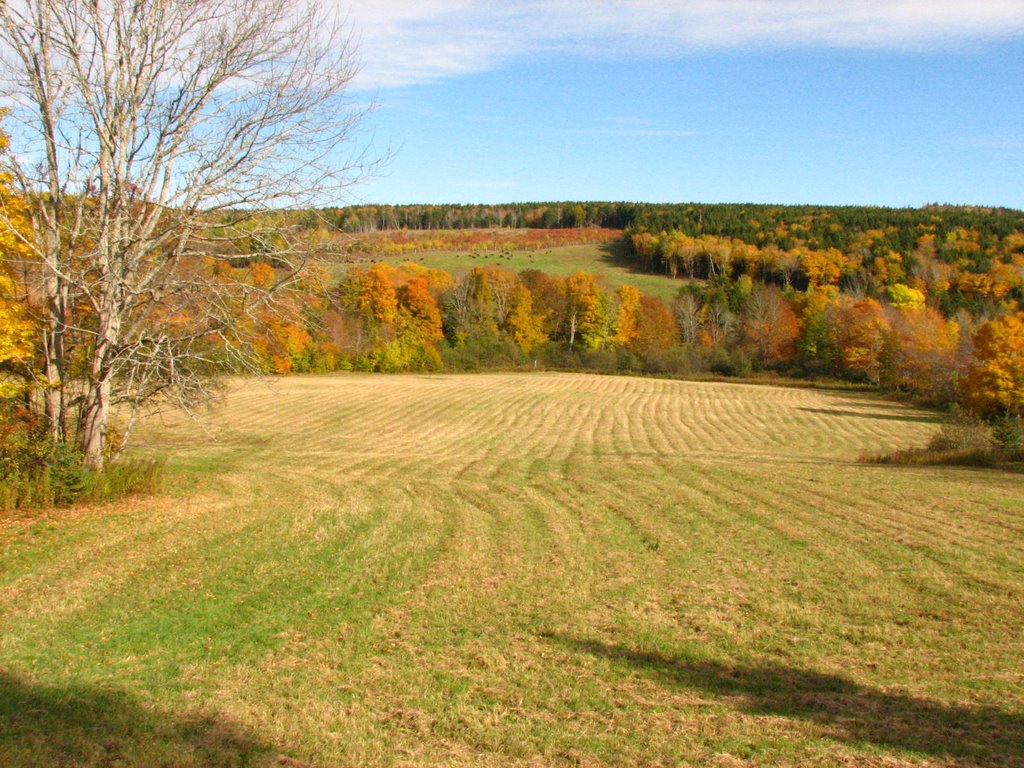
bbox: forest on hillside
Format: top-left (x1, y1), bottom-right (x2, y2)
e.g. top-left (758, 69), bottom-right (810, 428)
top-left (331, 202), bottom-right (1024, 315)
top-left (332, 201), bottom-right (1024, 244)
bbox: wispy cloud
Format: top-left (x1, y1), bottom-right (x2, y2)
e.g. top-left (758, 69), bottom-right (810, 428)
top-left (341, 1), bottom-right (1024, 89)
top-left (965, 137), bottom-right (1024, 156)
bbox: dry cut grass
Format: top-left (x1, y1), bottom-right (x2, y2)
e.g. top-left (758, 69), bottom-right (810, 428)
top-left (2, 373), bottom-right (1022, 767)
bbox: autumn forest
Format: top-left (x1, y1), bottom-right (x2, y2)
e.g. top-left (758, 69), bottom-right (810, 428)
top-left (230, 202), bottom-right (1024, 418)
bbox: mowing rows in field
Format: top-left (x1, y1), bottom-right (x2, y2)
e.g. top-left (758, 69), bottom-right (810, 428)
top-left (2, 373), bottom-right (1022, 767)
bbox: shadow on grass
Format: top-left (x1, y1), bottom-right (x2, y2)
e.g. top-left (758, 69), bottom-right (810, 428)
top-left (0, 671), bottom-right (277, 767)
top-left (544, 634), bottom-right (1024, 766)
top-left (798, 406), bottom-right (942, 424)
top-left (596, 240), bottom-right (659, 275)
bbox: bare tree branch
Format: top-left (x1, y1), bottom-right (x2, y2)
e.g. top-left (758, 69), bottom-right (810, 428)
top-left (0, 0), bottom-right (375, 467)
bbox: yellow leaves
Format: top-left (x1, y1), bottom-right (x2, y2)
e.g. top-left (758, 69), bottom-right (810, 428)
top-left (248, 261), bottom-right (276, 289)
top-left (337, 263), bottom-right (448, 371)
top-left (357, 264), bottom-right (399, 325)
top-left (614, 284), bottom-right (642, 348)
top-left (398, 277), bottom-right (443, 342)
top-left (798, 247), bottom-right (846, 287)
top-left (0, 267), bottom-right (36, 398)
top-left (0, 194), bottom-right (30, 263)
top-left (945, 226), bottom-right (981, 251)
top-left (253, 318), bottom-right (313, 374)
top-left (398, 261), bottom-right (454, 294)
top-left (505, 285), bottom-right (547, 353)
top-left (887, 283), bottom-right (926, 311)
top-left (0, 116), bottom-right (38, 396)
top-left (630, 231), bottom-right (660, 271)
top-left (564, 271), bottom-right (608, 350)
top-left (962, 313), bottom-right (1024, 417)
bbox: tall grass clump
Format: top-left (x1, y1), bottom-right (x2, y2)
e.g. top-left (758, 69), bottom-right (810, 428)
top-left (862, 410), bottom-right (1024, 468)
top-left (1, 451), bottom-right (163, 512)
top-left (1, 406), bottom-right (163, 512)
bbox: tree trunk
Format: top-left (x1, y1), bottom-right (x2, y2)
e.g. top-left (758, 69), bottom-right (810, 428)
top-left (42, 240), bottom-right (68, 443)
top-left (79, 376), bottom-right (111, 470)
top-left (79, 280), bottom-right (121, 469)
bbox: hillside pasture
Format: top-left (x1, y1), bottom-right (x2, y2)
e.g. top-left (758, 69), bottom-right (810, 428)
top-left (368, 240), bottom-right (687, 301)
top-left (2, 373), bottom-right (1022, 767)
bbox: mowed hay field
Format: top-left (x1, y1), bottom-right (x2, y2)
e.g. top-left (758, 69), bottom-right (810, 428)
top-left (2, 373), bottom-right (1023, 767)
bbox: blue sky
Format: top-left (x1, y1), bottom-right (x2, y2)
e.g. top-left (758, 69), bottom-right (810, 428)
top-left (340, 1), bottom-right (1024, 209)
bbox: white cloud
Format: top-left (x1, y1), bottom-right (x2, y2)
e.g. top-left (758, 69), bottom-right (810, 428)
top-left (338, 0), bottom-right (1024, 89)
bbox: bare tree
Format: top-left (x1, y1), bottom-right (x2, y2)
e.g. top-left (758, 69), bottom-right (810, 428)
top-left (705, 301), bottom-right (736, 346)
top-left (672, 291), bottom-right (703, 346)
top-left (0, 0), bottom-right (373, 467)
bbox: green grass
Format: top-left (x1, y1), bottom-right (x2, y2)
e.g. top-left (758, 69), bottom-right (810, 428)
top-left (2, 373), bottom-right (1023, 766)
top-left (371, 240), bottom-right (688, 301)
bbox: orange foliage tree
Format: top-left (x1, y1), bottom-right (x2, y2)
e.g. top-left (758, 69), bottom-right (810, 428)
top-left (399, 277), bottom-right (443, 342)
top-left (519, 269), bottom-right (565, 337)
top-left (614, 285), bottom-right (642, 348)
top-left (242, 261), bottom-right (330, 374)
top-left (357, 264), bottom-right (400, 326)
top-left (829, 298), bottom-right (891, 384)
top-left (630, 295), bottom-right (678, 354)
top-left (741, 285), bottom-right (800, 367)
top-left (330, 263), bottom-right (446, 371)
top-left (882, 306), bottom-right (960, 400)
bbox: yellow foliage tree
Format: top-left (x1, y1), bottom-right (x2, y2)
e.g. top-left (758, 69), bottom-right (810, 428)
top-left (357, 264), bottom-right (399, 325)
top-left (614, 285), bottom-right (642, 348)
top-left (564, 272), bottom-right (608, 350)
top-left (630, 231), bottom-right (660, 272)
top-left (799, 247), bottom-right (846, 288)
top-left (0, 124), bottom-right (36, 398)
top-left (505, 285), bottom-right (548, 353)
top-left (887, 283), bottom-right (926, 311)
top-left (962, 313), bottom-right (1024, 418)
top-left (0, 268), bottom-right (36, 397)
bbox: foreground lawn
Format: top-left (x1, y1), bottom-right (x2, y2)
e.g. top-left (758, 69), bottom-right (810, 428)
top-left (2, 373), bottom-right (1022, 767)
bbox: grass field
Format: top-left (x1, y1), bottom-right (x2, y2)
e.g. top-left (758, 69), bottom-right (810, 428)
top-left (2, 373), bottom-right (1023, 767)
top-left (372, 240), bottom-right (686, 301)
